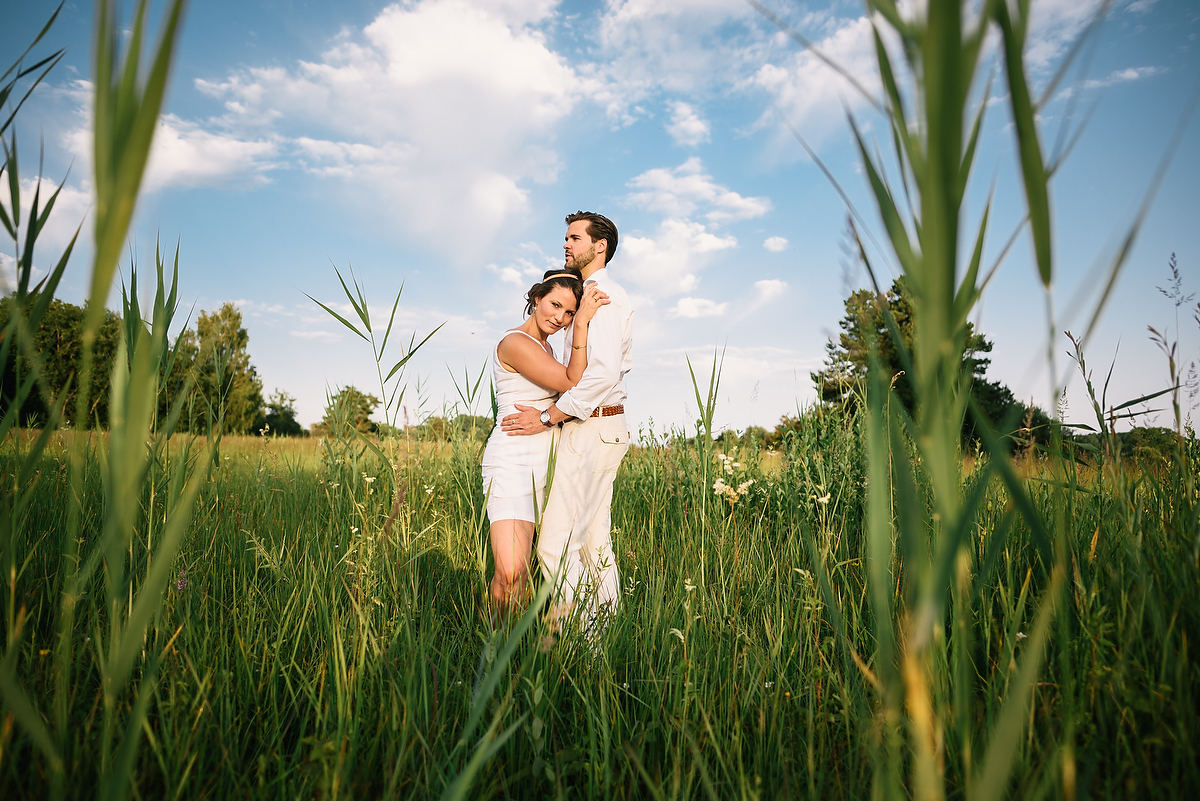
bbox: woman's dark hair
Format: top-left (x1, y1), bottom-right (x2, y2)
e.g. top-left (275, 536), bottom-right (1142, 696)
top-left (524, 267), bottom-right (583, 317)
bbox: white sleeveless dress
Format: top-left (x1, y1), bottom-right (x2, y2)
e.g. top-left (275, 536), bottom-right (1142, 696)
top-left (480, 330), bottom-right (558, 523)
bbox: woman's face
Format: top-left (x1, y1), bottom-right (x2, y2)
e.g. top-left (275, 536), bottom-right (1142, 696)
top-left (533, 285), bottom-right (578, 336)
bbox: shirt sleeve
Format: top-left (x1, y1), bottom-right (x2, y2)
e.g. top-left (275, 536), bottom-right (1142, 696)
top-left (555, 303), bottom-right (621, 419)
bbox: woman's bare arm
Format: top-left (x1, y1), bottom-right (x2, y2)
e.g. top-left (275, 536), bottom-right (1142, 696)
top-left (499, 291), bottom-right (609, 392)
top-left (498, 334), bottom-right (576, 392)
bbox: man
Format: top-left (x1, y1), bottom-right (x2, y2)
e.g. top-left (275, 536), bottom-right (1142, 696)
top-left (500, 211), bottom-right (633, 632)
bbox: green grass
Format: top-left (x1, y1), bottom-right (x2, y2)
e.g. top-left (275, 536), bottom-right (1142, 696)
top-left (0, 411), bottom-right (1196, 798)
top-left (4, 0), bottom-right (1200, 796)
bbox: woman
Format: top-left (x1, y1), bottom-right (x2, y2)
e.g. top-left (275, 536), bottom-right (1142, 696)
top-left (481, 267), bottom-right (609, 616)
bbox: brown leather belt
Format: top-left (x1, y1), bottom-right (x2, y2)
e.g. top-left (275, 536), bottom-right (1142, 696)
top-left (590, 404), bottom-right (625, 418)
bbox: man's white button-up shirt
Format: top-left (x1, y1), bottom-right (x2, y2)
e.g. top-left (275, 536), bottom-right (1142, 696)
top-left (556, 267), bottom-right (633, 420)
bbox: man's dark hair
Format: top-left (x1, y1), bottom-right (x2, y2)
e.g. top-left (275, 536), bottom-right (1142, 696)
top-left (566, 211), bottom-right (619, 265)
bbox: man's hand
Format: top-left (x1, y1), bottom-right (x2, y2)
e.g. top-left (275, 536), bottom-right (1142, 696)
top-left (501, 404), bottom-right (547, 437)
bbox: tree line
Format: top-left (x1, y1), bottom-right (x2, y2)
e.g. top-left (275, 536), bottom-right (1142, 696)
top-left (0, 295), bottom-right (304, 435)
top-left (808, 275), bottom-right (1052, 448)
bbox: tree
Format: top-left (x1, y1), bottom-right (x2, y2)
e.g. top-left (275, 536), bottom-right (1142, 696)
top-left (813, 276), bottom-right (1047, 444)
top-left (0, 295), bottom-right (122, 427)
top-left (189, 302), bottom-right (264, 434)
top-left (256, 390), bottom-right (306, 437)
top-left (320, 386), bottom-right (380, 437)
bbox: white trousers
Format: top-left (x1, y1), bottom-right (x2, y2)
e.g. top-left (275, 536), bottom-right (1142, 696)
top-left (536, 413), bottom-right (630, 629)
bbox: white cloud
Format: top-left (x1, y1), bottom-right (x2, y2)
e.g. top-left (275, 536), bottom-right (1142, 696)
top-left (672, 297), bottom-right (728, 318)
top-left (1025, 0), bottom-right (1109, 70)
top-left (626, 158), bottom-right (771, 224)
top-left (1083, 65), bottom-right (1165, 89)
top-left (193, 0), bottom-right (592, 257)
top-left (292, 330), bottom-right (342, 342)
top-left (594, 0), bottom-right (763, 121)
top-left (763, 236), bottom-right (788, 252)
top-left (143, 116), bottom-right (279, 191)
top-left (61, 81), bottom-right (278, 193)
top-left (1054, 66), bottom-right (1164, 101)
top-left (0, 178), bottom-right (91, 292)
top-left (233, 299), bottom-right (293, 317)
top-left (487, 263), bottom-right (526, 286)
top-left (755, 279), bottom-right (787, 300)
top-left (618, 218), bottom-right (737, 297)
top-left (751, 15), bottom-right (881, 146)
top-left (666, 101), bottom-right (711, 147)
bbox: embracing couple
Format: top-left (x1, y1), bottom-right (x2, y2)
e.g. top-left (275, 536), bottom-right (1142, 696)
top-left (480, 211), bottom-right (632, 636)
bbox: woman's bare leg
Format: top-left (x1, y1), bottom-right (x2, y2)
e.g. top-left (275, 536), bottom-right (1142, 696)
top-left (489, 518), bottom-right (535, 617)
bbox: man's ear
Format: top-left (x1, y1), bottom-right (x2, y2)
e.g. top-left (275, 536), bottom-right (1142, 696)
top-left (595, 238), bottom-right (608, 257)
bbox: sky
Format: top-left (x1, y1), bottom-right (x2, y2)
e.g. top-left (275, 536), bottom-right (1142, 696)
top-left (3, 0), bottom-right (1199, 435)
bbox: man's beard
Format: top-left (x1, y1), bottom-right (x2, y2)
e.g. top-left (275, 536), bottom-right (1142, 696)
top-left (566, 244), bottom-right (597, 271)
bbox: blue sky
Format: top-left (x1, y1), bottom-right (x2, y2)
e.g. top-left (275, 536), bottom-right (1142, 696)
top-left (3, 0), bottom-right (1199, 434)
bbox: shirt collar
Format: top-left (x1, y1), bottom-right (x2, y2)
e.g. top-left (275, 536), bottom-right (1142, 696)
top-left (586, 267), bottom-right (609, 283)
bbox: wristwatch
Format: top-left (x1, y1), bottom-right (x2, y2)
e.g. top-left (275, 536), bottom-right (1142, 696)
top-left (540, 409), bottom-right (553, 427)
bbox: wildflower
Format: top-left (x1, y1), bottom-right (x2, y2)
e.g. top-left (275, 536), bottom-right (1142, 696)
top-left (425, 485), bottom-right (434, 495)
top-left (176, 568), bottom-right (188, 591)
top-left (737, 479), bottom-right (754, 496)
top-left (330, 482), bottom-right (340, 489)
top-left (785, 691), bottom-right (791, 699)
top-left (538, 635), bottom-right (555, 653)
top-left (683, 578), bottom-right (696, 593)
top-left (351, 527), bottom-right (359, 534)
top-left (363, 475), bottom-right (376, 484)
top-left (623, 682), bottom-right (630, 689)
top-left (765, 681), bottom-right (774, 689)
top-left (1016, 631), bottom-right (1027, 641)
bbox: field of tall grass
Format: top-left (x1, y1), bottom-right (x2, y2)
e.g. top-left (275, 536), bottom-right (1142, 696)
top-left (3, 0), bottom-right (1199, 798)
top-left (2, 410), bottom-right (1198, 798)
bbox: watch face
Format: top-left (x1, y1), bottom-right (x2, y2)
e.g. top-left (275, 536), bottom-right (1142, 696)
top-left (540, 410), bottom-right (552, 425)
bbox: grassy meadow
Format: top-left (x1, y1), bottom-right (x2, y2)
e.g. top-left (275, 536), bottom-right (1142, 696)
top-left (1, 415), bottom-right (1197, 798)
top-left (4, 0), bottom-right (1200, 797)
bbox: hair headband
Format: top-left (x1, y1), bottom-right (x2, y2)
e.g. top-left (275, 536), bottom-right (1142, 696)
top-left (541, 272), bottom-right (580, 282)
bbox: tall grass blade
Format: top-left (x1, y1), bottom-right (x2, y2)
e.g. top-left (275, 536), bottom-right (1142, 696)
top-left (974, 568), bottom-right (1064, 801)
top-left (994, 0), bottom-right (1052, 288)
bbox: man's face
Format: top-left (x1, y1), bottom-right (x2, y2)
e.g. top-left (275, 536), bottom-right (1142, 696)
top-left (564, 220), bottom-right (602, 271)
